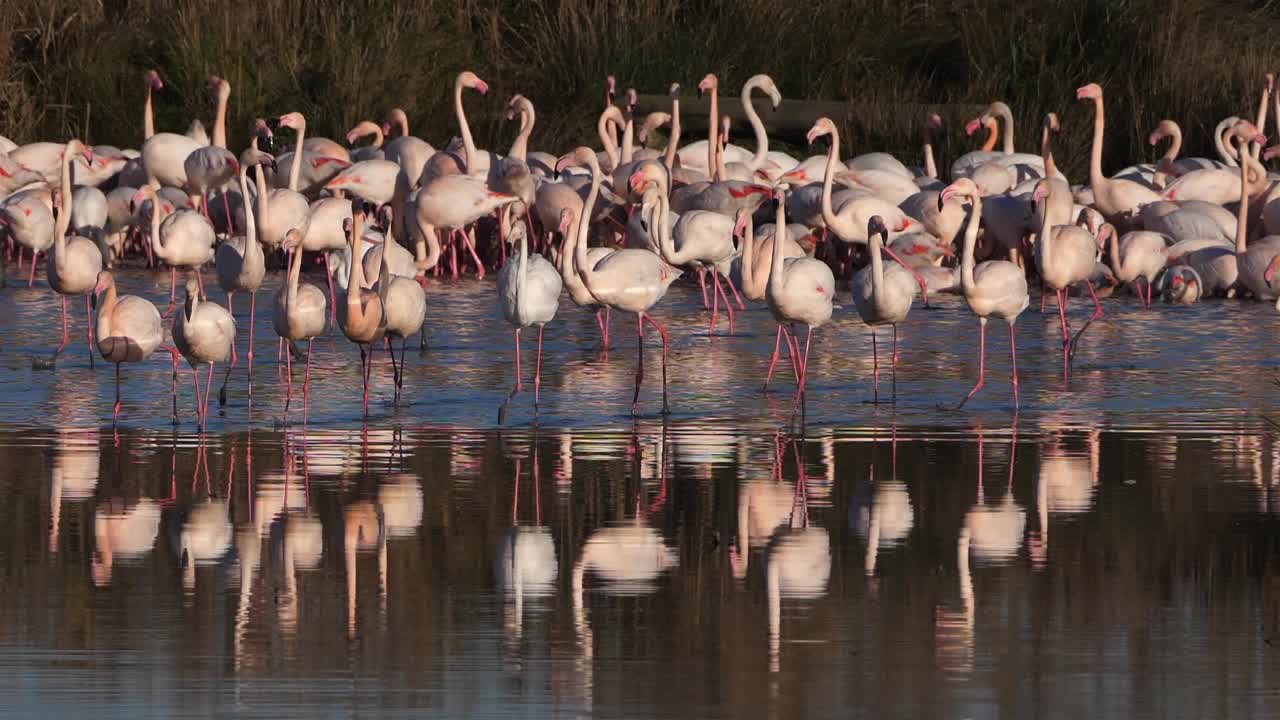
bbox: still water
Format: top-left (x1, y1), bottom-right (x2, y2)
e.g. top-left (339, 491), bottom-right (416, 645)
top-left (1, 271), bottom-right (1280, 718)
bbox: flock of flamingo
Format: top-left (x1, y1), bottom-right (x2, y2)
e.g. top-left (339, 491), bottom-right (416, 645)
top-left (3, 68), bottom-right (1280, 428)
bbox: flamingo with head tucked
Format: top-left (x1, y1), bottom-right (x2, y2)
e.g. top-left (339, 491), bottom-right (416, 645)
top-left (93, 271), bottom-right (179, 424)
top-left (852, 216), bottom-right (929, 403)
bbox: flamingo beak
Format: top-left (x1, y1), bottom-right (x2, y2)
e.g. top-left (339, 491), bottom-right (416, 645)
top-left (473, 79), bottom-right (490, 95)
top-left (964, 118), bottom-right (981, 136)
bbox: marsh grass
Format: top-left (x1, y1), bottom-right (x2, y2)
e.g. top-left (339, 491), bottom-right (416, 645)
top-left (2, 0), bottom-right (1277, 179)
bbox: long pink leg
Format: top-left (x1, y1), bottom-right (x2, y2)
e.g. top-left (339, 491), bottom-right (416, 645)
top-left (159, 345), bottom-right (180, 425)
top-left (957, 318), bottom-right (987, 409)
top-left (534, 325), bottom-right (544, 406)
top-left (28, 250), bottom-right (37, 287)
top-left (203, 362), bottom-right (214, 425)
top-left (1009, 322), bottom-right (1020, 409)
top-left (632, 315), bottom-right (646, 414)
top-left (195, 268), bottom-right (206, 299)
top-left (247, 290), bottom-right (256, 400)
top-left (164, 267), bottom-right (178, 316)
top-left (696, 267), bottom-right (709, 309)
top-left (723, 271), bottom-right (746, 310)
top-left (113, 363), bottom-right (122, 422)
top-left (448, 230), bottom-right (459, 279)
top-left (192, 365), bottom-right (204, 428)
top-left (85, 293), bottom-right (95, 367)
top-left (880, 245), bottom-right (930, 306)
top-left (785, 325), bottom-right (802, 385)
top-left (891, 324), bottom-right (899, 403)
top-left (643, 312), bottom-right (672, 414)
top-left (763, 324), bottom-right (784, 392)
top-left (303, 339), bottom-right (313, 424)
top-left (514, 328), bottom-right (523, 392)
top-left (713, 273), bottom-right (735, 334)
top-left (1085, 280), bottom-right (1103, 320)
top-left (796, 325), bottom-right (814, 398)
top-left (221, 191), bottom-right (233, 233)
top-left (463, 228), bottom-right (485, 279)
top-left (871, 330), bottom-right (880, 402)
top-left (283, 336), bottom-right (294, 419)
top-left (709, 270), bottom-right (720, 336)
top-left (53, 295), bottom-right (70, 360)
top-left (1039, 281), bottom-right (1047, 312)
top-left (323, 254), bottom-right (338, 326)
top-left (604, 307), bottom-right (611, 349)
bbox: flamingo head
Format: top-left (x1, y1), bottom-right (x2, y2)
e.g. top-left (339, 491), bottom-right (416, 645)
top-left (277, 112), bottom-right (304, 130)
top-left (505, 94), bottom-right (525, 121)
top-left (146, 70), bottom-right (163, 91)
top-left (938, 178), bottom-right (978, 208)
top-left (128, 187), bottom-right (154, 212)
top-left (1171, 273), bottom-right (1185, 289)
top-left (1076, 83), bottom-right (1102, 101)
top-left (282, 228), bottom-right (303, 253)
top-left (1095, 223), bottom-right (1115, 248)
top-left (1268, 73), bottom-right (1276, 92)
top-left (459, 71), bottom-right (489, 95)
top-left (92, 270), bottom-right (114, 298)
top-left (866, 215), bottom-right (889, 241)
top-left (1044, 112), bottom-right (1060, 133)
top-left (1265, 256), bottom-right (1280, 284)
top-left (964, 117), bottom-right (982, 136)
top-left (555, 146), bottom-right (596, 177)
top-left (240, 148), bottom-right (274, 172)
top-left (697, 73), bottom-right (717, 95)
top-left (1265, 145), bottom-right (1280, 162)
top-left (1150, 119), bottom-right (1177, 146)
top-left (628, 162), bottom-right (665, 195)
top-left (65, 139), bottom-right (93, 166)
top-left (761, 76), bottom-right (782, 108)
top-left (1233, 120), bottom-right (1266, 146)
top-left (606, 75), bottom-right (617, 100)
top-left (639, 112), bottom-right (671, 143)
top-left (806, 117), bottom-right (836, 146)
top-left (1031, 179), bottom-right (1051, 204)
top-left (669, 83), bottom-right (680, 99)
top-left (250, 118), bottom-right (274, 142)
top-left (926, 113), bottom-right (943, 133)
top-left (558, 208), bottom-right (574, 235)
top-left (625, 88), bottom-right (638, 113)
top-left (380, 121), bottom-right (393, 137)
top-left (207, 75), bottom-right (229, 101)
top-left (733, 208), bottom-right (751, 239)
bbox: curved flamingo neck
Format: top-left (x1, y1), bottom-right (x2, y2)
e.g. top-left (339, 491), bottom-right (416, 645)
top-left (574, 157), bottom-right (602, 289)
top-left (621, 111), bottom-right (636, 164)
top-left (1037, 186), bottom-right (1056, 266)
top-left (1215, 117), bottom-right (1241, 167)
top-left (147, 193), bottom-right (164, 258)
top-left (819, 128), bottom-right (855, 240)
top-left (144, 85), bottom-right (155, 141)
top-left (99, 278), bottom-right (119, 332)
top-left (742, 77), bottom-right (769, 169)
top-left (289, 117), bottom-right (306, 193)
top-left (213, 85), bottom-right (230, 149)
top-left (1254, 83), bottom-right (1271, 161)
top-left (981, 120), bottom-right (998, 152)
top-left (1040, 124), bottom-right (1057, 179)
top-left (869, 232), bottom-right (886, 306)
top-left (238, 165), bottom-right (262, 274)
top-left (1236, 135), bottom-right (1250, 255)
top-left (455, 76), bottom-right (478, 174)
top-left (665, 96), bottom-right (681, 170)
top-left (1087, 95), bottom-right (1106, 193)
top-left (923, 125), bottom-right (938, 179)
top-left (597, 110), bottom-right (620, 169)
top-left (769, 193), bottom-right (787, 292)
top-left (739, 213), bottom-right (760, 298)
top-left (510, 103), bottom-right (533, 160)
top-left (55, 148), bottom-right (74, 257)
top-left (287, 234), bottom-right (303, 306)
top-left (1106, 225), bottom-right (1123, 275)
top-left (706, 82), bottom-right (719, 178)
top-left (393, 111), bottom-right (410, 137)
top-left (993, 104), bottom-right (1015, 154)
top-left (349, 215), bottom-right (367, 301)
top-left (960, 193), bottom-right (982, 292)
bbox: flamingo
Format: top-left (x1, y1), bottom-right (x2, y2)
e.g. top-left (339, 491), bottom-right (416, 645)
top-left (759, 185), bottom-right (835, 402)
top-left (1, 188), bottom-right (55, 287)
top-left (1104, 225), bottom-right (1169, 308)
top-left (274, 111), bottom-right (351, 195)
top-left (133, 186), bottom-right (215, 309)
top-left (942, 178), bottom-right (1028, 409)
top-left (273, 229), bottom-right (327, 422)
top-left (301, 194), bottom-right (353, 323)
top-left (561, 147), bottom-right (681, 415)
top-left (1032, 179), bottom-right (1103, 372)
top-left (556, 204), bottom-right (614, 349)
top-left (852, 216), bottom-right (929, 403)
top-left (183, 76), bottom-right (237, 222)
top-left (172, 276), bottom-right (236, 430)
top-left (497, 203), bottom-right (563, 424)
top-left (375, 221), bottom-right (427, 404)
top-left (382, 108), bottom-right (435, 188)
top-left (214, 150), bottom-right (270, 404)
top-left (47, 140), bottom-right (104, 368)
top-left (325, 158), bottom-right (400, 206)
top-left (731, 209), bottom-right (808, 302)
top-left (453, 71), bottom-right (493, 180)
top-left (649, 172), bottom-right (741, 335)
top-left (346, 120), bottom-right (385, 162)
top-left (93, 271), bottom-right (179, 424)
top-left (1161, 265), bottom-right (1202, 303)
top-left (139, 70), bottom-right (203, 190)
top-left (413, 170), bottom-right (520, 281)
top-left (1076, 83), bottom-right (1161, 225)
top-left (337, 207), bottom-right (386, 418)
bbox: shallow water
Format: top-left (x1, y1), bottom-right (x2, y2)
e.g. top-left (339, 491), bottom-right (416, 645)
top-left (2, 269), bottom-right (1280, 718)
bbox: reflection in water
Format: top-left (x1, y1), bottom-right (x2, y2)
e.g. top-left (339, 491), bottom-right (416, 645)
top-left (2, 421), bottom-right (1280, 717)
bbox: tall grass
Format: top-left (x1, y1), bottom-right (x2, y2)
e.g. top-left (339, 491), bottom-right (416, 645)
top-left (2, 0), bottom-right (1277, 179)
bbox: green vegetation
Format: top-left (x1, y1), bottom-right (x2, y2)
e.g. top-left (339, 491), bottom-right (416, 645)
top-left (3, 0), bottom-right (1277, 179)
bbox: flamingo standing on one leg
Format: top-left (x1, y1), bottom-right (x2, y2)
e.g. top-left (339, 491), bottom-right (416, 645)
top-left (47, 140), bottom-right (103, 369)
top-left (941, 178), bottom-right (1029, 410)
top-left (336, 206), bottom-right (387, 419)
top-left (93, 271), bottom-right (180, 425)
